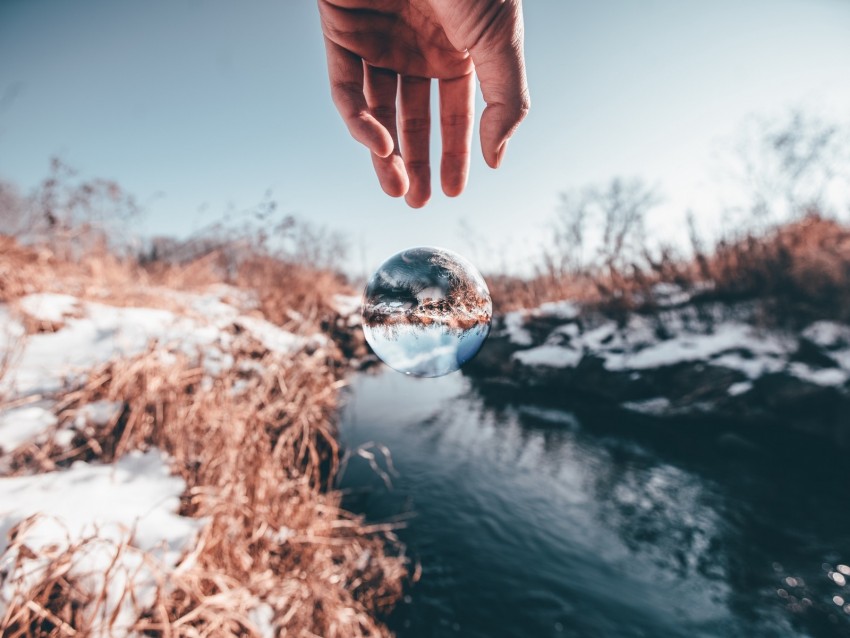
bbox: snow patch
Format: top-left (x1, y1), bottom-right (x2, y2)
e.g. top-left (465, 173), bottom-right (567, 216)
top-left (514, 344), bottom-right (583, 368)
top-left (622, 397), bottom-right (672, 416)
top-left (332, 293), bottom-right (362, 325)
top-left (802, 321), bottom-right (850, 350)
top-left (1, 302), bottom-right (191, 397)
top-left (711, 353), bottom-right (785, 379)
top-left (789, 363), bottom-right (849, 387)
top-left (235, 315), bottom-right (325, 355)
top-left (650, 283), bottom-right (692, 307)
top-left (0, 450), bottom-right (200, 637)
top-left (728, 381), bottom-right (753, 396)
top-left (75, 400), bottom-right (124, 428)
top-left (0, 307), bottom-right (24, 353)
top-left (503, 310), bottom-right (533, 346)
top-left (535, 301), bottom-right (580, 320)
top-left (0, 293), bottom-right (321, 400)
top-left (18, 292), bottom-right (80, 323)
top-left (249, 603), bottom-right (276, 637)
top-left (0, 403), bottom-right (57, 452)
top-left (604, 323), bottom-right (788, 371)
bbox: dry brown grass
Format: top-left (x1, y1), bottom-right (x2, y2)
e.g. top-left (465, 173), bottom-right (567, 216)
top-left (0, 233), bottom-right (355, 339)
top-left (489, 213), bottom-right (850, 326)
top-left (0, 236), bottom-right (56, 304)
top-left (0, 227), bottom-right (405, 636)
top-left (3, 517), bottom-right (95, 636)
top-left (486, 272), bottom-right (599, 314)
top-left (0, 167), bottom-right (392, 634)
top-left (698, 213), bottom-right (850, 324)
top-left (234, 256), bottom-right (350, 335)
top-left (0, 234), bottom-right (159, 308)
top-left (2, 332), bottom-right (406, 636)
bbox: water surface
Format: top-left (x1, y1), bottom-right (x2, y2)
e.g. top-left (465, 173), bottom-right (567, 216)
top-left (338, 370), bottom-right (850, 638)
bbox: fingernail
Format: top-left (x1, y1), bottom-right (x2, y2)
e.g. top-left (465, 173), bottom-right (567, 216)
top-left (495, 139), bottom-right (509, 167)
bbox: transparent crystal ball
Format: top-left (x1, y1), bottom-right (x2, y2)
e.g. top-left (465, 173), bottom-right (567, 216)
top-left (362, 247), bottom-right (492, 377)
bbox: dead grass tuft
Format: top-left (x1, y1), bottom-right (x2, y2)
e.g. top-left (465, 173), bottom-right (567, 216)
top-left (0, 236), bottom-right (56, 304)
top-left (2, 516), bottom-right (155, 638)
top-left (234, 256), bottom-right (350, 336)
top-left (3, 333), bottom-right (406, 636)
top-left (698, 213), bottom-right (850, 324)
top-left (486, 272), bottom-right (599, 314)
top-left (2, 516), bottom-right (94, 637)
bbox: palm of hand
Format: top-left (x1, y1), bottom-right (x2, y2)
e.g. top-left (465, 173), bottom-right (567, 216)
top-left (319, 0), bottom-right (528, 207)
top-left (322, 0), bottom-right (472, 79)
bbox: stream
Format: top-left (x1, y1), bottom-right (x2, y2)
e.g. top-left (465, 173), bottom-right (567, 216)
top-left (338, 369), bottom-right (850, 638)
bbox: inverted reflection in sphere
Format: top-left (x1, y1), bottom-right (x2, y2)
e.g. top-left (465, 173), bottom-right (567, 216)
top-left (362, 247), bottom-right (492, 377)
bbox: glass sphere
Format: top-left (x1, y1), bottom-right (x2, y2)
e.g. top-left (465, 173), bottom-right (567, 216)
top-left (362, 247), bottom-right (492, 377)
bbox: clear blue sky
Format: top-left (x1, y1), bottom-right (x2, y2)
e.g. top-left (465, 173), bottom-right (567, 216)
top-left (2, 0), bottom-right (849, 274)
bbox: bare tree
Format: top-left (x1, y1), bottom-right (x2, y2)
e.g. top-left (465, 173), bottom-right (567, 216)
top-left (548, 177), bottom-right (659, 277)
top-left (278, 216), bottom-right (349, 272)
top-left (545, 189), bottom-right (591, 279)
top-left (1, 158), bottom-right (141, 261)
top-left (596, 178), bottom-right (658, 274)
top-left (730, 110), bottom-right (850, 223)
top-left (137, 189), bottom-right (348, 274)
top-left (0, 179), bottom-right (26, 236)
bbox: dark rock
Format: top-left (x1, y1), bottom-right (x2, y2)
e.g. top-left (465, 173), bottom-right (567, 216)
top-left (794, 337), bottom-right (840, 368)
top-left (462, 304), bottom-right (850, 449)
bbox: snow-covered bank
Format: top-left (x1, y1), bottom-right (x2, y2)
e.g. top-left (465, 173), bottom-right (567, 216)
top-left (0, 290), bottom-right (323, 401)
top-left (0, 287), bottom-right (322, 633)
top-left (0, 283), bottom-right (404, 637)
top-left (468, 289), bottom-right (850, 446)
top-left (0, 451), bottom-right (198, 637)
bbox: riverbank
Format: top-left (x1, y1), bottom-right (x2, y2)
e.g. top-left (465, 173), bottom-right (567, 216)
top-left (464, 287), bottom-right (850, 449)
top-left (0, 237), bottom-right (406, 637)
top-left (462, 214), bottom-right (850, 450)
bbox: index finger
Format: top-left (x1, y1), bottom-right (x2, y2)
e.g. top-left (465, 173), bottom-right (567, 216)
top-left (322, 36), bottom-right (394, 158)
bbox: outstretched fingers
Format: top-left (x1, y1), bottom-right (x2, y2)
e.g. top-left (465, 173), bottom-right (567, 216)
top-left (399, 76), bottom-right (432, 208)
top-left (364, 65), bottom-right (409, 197)
top-left (438, 72), bottom-right (475, 197)
top-left (323, 36), bottom-right (394, 158)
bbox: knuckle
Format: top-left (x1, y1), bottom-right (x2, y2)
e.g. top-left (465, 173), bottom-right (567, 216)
top-left (517, 91), bottom-right (531, 117)
top-left (404, 160), bottom-right (431, 173)
top-left (370, 105), bottom-right (396, 122)
top-left (401, 117), bottom-right (430, 134)
top-left (440, 113), bottom-right (474, 128)
top-left (331, 79), bottom-right (362, 95)
top-left (330, 82), bottom-right (364, 109)
top-left (441, 149), bottom-right (470, 162)
top-left (505, 92), bottom-right (531, 120)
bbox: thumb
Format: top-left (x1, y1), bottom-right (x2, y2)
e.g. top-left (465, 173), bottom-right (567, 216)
top-left (466, 3), bottom-right (530, 168)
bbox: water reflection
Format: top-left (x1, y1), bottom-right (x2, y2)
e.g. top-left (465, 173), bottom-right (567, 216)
top-left (339, 371), bottom-right (850, 638)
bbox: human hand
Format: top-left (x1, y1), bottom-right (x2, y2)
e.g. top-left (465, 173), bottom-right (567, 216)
top-left (318, 0), bottom-right (530, 207)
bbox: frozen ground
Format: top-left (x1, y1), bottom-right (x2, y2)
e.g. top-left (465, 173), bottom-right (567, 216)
top-left (504, 297), bottom-right (850, 389)
top-left (0, 287), bottom-right (321, 635)
top-left (487, 287), bottom-right (850, 430)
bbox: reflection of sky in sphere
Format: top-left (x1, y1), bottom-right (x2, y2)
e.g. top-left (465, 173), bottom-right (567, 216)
top-left (362, 247), bottom-right (492, 377)
top-left (364, 323), bottom-right (490, 378)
